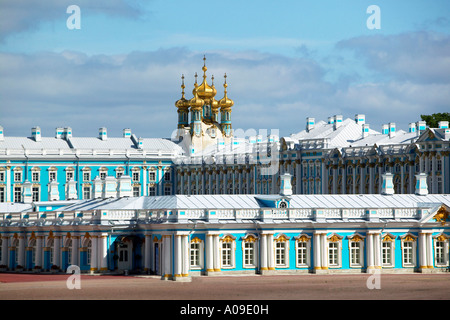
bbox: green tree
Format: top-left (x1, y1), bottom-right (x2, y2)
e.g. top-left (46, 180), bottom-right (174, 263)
top-left (420, 113), bottom-right (450, 128)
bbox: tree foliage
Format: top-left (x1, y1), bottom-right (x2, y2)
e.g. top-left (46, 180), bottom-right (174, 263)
top-left (420, 113), bottom-right (450, 128)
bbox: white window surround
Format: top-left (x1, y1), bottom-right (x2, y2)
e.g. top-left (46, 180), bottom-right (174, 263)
top-left (327, 233), bottom-right (343, 269)
top-left (274, 234), bottom-right (290, 268)
top-left (189, 237), bottom-right (204, 270)
top-left (220, 234), bottom-right (236, 269)
top-left (433, 234), bottom-right (449, 267)
top-left (294, 234), bottom-right (311, 268)
top-left (381, 233), bottom-right (396, 268)
top-left (348, 234), bottom-right (365, 268)
top-left (242, 234), bottom-right (258, 269)
top-left (400, 233), bottom-right (417, 268)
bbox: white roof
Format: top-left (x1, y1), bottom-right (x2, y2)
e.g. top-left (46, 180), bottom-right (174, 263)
top-left (57, 194), bottom-right (450, 211)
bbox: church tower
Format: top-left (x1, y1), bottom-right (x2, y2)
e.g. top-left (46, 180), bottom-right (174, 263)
top-left (175, 56), bottom-right (234, 154)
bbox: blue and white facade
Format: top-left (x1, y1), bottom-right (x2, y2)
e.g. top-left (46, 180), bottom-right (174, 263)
top-left (0, 59), bottom-right (449, 278)
top-left (0, 174), bottom-right (448, 278)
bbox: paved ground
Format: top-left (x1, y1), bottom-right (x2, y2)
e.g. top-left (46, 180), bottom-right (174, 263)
top-left (0, 272), bottom-right (449, 301)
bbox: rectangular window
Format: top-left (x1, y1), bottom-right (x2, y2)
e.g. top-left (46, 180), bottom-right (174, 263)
top-left (0, 172), bottom-right (4, 182)
top-left (190, 243), bottom-right (200, 268)
top-left (164, 171), bottom-right (171, 181)
top-left (32, 187), bottom-right (39, 202)
top-left (164, 185), bottom-right (171, 195)
top-left (243, 242), bottom-right (255, 267)
top-left (222, 242), bottom-right (232, 267)
top-left (149, 186), bottom-right (156, 196)
top-left (275, 242), bottom-right (286, 266)
top-left (14, 172), bottom-right (22, 182)
top-left (83, 172), bottom-right (90, 182)
top-left (49, 171), bottom-right (57, 181)
top-left (0, 187), bottom-right (5, 202)
top-left (100, 172), bottom-right (107, 180)
top-left (32, 172), bottom-right (39, 182)
top-left (297, 242), bottom-right (308, 266)
top-left (149, 171), bottom-right (156, 182)
top-left (328, 242), bottom-right (339, 267)
top-left (402, 241), bottom-right (414, 266)
top-left (435, 241), bottom-right (445, 265)
top-left (14, 187), bottom-right (22, 203)
top-left (350, 241), bottom-right (362, 267)
top-left (83, 186), bottom-right (91, 199)
top-left (132, 172), bottom-right (140, 182)
top-left (133, 186), bottom-right (140, 197)
top-left (382, 242), bottom-right (392, 266)
top-left (66, 171), bottom-right (73, 181)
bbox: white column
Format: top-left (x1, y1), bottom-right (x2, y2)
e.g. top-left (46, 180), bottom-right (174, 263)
top-left (426, 233), bottom-right (433, 268)
top-left (182, 235), bottom-right (190, 277)
top-left (5, 166), bottom-right (11, 202)
top-left (321, 233), bottom-right (328, 270)
top-left (90, 236), bottom-right (98, 272)
top-left (367, 233), bottom-right (374, 270)
top-left (267, 233), bottom-right (274, 270)
top-left (35, 236), bottom-right (43, 268)
top-left (373, 233), bottom-right (381, 269)
top-left (419, 232), bottom-right (427, 270)
top-left (206, 234), bottom-right (214, 273)
top-left (142, 166), bottom-right (148, 196)
top-left (313, 232), bottom-right (321, 272)
top-left (260, 234), bottom-right (268, 273)
top-left (213, 234), bottom-right (220, 272)
top-left (174, 235), bottom-right (182, 279)
top-left (99, 234), bottom-right (108, 272)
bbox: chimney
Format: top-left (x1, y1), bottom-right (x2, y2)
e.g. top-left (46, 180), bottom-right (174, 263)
top-left (388, 122), bottom-right (396, 138)
top-left (123, 128), bottom-right (132, 138)
top-left (334, 115), bottom-right (343, 130)
top-left (408, 123), bottom-right (416, 133)
top-left (279, 173), bottom-right (293, 196)
top-left (63, 127), bottom-right (72, 140)
top-left (416, 121), bottom-right (426, 134)
top-left (415, 173), bottom-right (428, 196)
top-left (381, 173), bottom-right (394, 195)
top-left (55, 127), bottom-right (63, 139)
top-left (32, 127), bottom-right (42, 142)
top-left (137, 137), bottom-right (144, 149)
top-left (328, 116), bottom-right (335, 125)
top-left (355, 114), bottom-right (365, 125)
top-left (0, 125), bottom-right (4, 141)
top-left (444, 128), bottom-right (450, 140)
top-left (438, 121), bottom-right (449, 129)
top-left (99, 127), bottom-right (107, 141)
top-left (306, 117), bottom-right (315, 132)
top-left (362, 124), bottom-right (370, 138)
top-left (382, 124), bottom-right (389, 135)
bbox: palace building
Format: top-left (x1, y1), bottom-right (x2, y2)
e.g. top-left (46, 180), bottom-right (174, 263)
top-left (0, 58), bottom-right (448, 278)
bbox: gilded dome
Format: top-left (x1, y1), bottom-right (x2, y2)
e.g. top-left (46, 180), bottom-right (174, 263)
top-left (218, 73), bottom-right (234, 110)
top-left (196, 57), bottom-right (217, 101)
top-left (175, 75), bottom-right (190, 109)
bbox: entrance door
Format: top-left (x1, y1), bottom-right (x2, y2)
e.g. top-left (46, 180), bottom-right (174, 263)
top-left (118, 242), bottom-right (132, 271)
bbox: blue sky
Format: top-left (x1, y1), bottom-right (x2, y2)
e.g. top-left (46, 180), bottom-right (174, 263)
top-left (1, 0), bottom-right (449, 139)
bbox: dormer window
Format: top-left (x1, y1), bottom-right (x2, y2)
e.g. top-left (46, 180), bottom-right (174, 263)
top-left (279, 201), bottom-right (287, 208)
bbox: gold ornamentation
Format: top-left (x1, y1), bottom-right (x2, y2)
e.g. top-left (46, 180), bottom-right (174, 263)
top-left (401, 234), bottom-right (416, 242)
top-left (274, 234), bottom-right (289, 242)
top-left (191, 237), bottom-right (202, 243)
top-left (436, 234), bottom-right (449, 242)
top-left (221, 235), bottom-right (235, 243)
top-left (297, 235), bottom-right (310, 242)
top-left (433, 206), bottom-right (449, 226)
top-left (328, 234), bottom-right (342, 242)
top-left (382, 234), bottom-right (395, 242)
top-left (243, 235), bottom-right (257, 243)
top-left (350, 234), bottom-right (364, 242)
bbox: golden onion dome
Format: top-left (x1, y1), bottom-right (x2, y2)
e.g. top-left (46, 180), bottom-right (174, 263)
top-left (196, 56), bottom-right (217, 101)
top-left (175, 74), bottom-right (189, 109)
top-left (189, 78), bottom-right (204, 110)
top-left (218, 73), bottom-right (234, 109)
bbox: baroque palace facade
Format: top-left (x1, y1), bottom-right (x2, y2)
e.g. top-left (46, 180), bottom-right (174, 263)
top-left (0, 59), bottom-right (449, 278)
